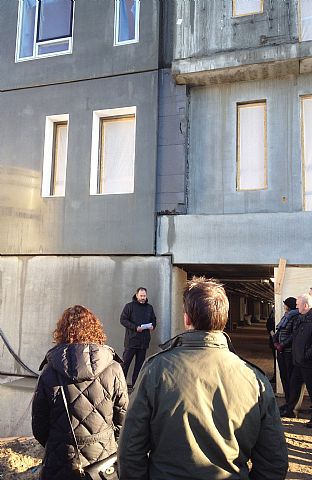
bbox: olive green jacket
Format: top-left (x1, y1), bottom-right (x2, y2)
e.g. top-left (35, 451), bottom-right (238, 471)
top-left (118, 330), bottom-right (288, 480)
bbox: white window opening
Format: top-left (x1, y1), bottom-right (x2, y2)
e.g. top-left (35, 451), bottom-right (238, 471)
top-left (233, 0), bottom-right (263, 17)
top-left (16, 0), bottom-right (74, 61)
top-left (114, 0), bottom-right (140, 45)
top-left (301, 97), bottom-right (312, 210)
top-left (90, 107), bottom-right (136, 195)
top-left (299, 0), bottom-right (312, 42)
top-left (42, 114), bottom-right (69, 197)
top-left (236, 102), bottom-right (267, 191)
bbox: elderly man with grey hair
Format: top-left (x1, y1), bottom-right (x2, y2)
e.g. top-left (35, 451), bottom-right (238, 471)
top-left (281, 293), bottom-right (312, 427)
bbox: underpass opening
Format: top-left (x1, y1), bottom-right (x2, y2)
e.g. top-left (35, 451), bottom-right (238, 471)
top-left (177, 263), bottom-right (275, 379)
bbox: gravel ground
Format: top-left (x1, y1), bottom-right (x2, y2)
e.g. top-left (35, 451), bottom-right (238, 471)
top-left (1, 413), bottom-right (311, 480)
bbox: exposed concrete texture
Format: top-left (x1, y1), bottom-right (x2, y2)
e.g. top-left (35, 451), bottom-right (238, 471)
top-left (0, 72), bottom-right (158, 254)
top-left (157, 212), bottom-right (312, 265)
top-left (174, 0), bottom-right (298, 61)
top-left (0, 254), bottom-right (172, 436)
top-left (170, 266), bottom-right (187, 338)
top-left (187, 75), bottom-right (312, 215)
top-left (0, 0), bottom-right (159, 91)
top-left (157, 69), bottom-right (188, 213)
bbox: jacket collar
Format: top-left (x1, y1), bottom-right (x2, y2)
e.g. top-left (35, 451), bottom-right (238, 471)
top-left (160, 330), bottom-right (230, 351)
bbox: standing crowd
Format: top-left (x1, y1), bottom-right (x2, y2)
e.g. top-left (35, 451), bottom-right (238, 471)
top-left (31, 279), bottom-right (312, 479)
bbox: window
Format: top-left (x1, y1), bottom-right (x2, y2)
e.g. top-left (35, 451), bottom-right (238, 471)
top-left (16, 0), bottom-right (74, 61)
top-left (299, 0), bottom-right (312, 42)
top-left (233, 0), bottom-right (263, 17)
top-left (114, 0), bottom-right (140, 45)
top-left (236, 102), bottom-right (267, 191)
top-left (301, 96), bottom-right (312, 210)
top-left (42, 114), bottom-right (69, 197)
top-left (90, 107), bottom-right (136, 195)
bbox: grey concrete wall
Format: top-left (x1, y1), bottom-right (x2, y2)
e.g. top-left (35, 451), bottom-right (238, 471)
top-left (171, 266), bottom-right (187, 337)
top-left (188, 74), bottom-right (312, 215)
top-left (157, 69), bottom-right (188, 213)
top-left (0, 0), bottom-right (159, 90)
top-left (174, 0), bottom-right (298, 61)
top-left (156, 212), bottom-right (312, 265)
top-left (0, 254), bottom-right (172, 436)
top-left (0, 71), bottom-right (158, 254)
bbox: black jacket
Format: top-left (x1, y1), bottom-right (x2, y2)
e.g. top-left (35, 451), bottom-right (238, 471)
top-left (120, 295), bottom-right (156, 349)
top-left (32, 343), bottom-right (128, 480)
top-left (273, 309), bottom-right (299, 353)
top-left (292, 309), bottom-right (312, 368)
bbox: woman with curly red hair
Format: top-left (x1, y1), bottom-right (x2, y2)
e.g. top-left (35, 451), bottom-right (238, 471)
top-left (32, 305), bottom-right (128, 480)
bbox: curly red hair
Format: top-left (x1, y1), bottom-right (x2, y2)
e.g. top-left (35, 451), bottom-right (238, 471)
top-left (53, 305), bottom-right (107, 345)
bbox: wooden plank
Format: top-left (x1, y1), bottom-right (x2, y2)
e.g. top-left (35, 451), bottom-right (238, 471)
top-left (275, 258), bottom-right (287, 295)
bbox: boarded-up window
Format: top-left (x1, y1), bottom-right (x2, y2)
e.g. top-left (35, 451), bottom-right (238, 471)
top-left (299, 0), bottom-right (312, 42)
top-left (301, 97), bottom-right (312, 210)
top-left (98, 116), bottom-right (135, 194)
top-left (233, 0), bottom-right (263, 17)
top-left (90, 107), bottom-right (136, 195)
top-left (237, 102), bottom-right (267, 191)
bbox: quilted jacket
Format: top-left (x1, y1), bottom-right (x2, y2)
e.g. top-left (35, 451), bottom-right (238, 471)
top-left (32, 343), bottom-right (128, 480)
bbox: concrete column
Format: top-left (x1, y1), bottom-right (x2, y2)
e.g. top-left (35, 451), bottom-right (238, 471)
top-left (171, 267), bottom-right (187, 338)
top-left (252, 301), bottom-right (261, 323)
top-left (262, 302), bottom-right (269, 318)
top-left (239, 297), bottom-right (245, 325)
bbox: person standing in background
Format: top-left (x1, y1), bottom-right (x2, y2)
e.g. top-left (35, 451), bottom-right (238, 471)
top-left (120, 287), bottom-right (156, 388)
top-left (274, 297), bottom-right (299, 412)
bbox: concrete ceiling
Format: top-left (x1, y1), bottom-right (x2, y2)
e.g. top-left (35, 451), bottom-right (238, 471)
top-left (179, 263), bottom-right (275, 302)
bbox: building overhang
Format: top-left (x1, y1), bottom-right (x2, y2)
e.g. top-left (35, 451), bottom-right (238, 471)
top-left (172, 41), bottom-right (312, 86)
top-left (156, 212), bottom-right (312, 265)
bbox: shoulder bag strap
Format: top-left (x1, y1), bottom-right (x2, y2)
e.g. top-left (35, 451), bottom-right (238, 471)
top-left (59, 385), bottom-right (84, 475)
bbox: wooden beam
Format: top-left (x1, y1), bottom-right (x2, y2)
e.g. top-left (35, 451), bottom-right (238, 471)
top-left (275, 258), bottom-right (287, 295)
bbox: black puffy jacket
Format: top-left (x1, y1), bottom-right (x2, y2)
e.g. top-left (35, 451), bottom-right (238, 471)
top-left (273, 309), bottom-right (299, 352)
top-left (32, 343), bottom-right (128, 480)
top-left (120, 295), bottom-right (156, 349)
top-left (292, 309), bottom-right (312, 367)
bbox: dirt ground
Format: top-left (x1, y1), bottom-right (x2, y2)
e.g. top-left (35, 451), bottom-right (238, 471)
top-left (1, 412), bottom-right (312, 480)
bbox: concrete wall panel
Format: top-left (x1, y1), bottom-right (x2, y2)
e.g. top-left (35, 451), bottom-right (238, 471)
top-left (157, 213), bottom-right (312, 265)
top-left (0, 0), bottom-right (159, 90)
top-left (0, 254), bottom-right (172, 436)
top-left (0, 72), bottom-right (158, 254)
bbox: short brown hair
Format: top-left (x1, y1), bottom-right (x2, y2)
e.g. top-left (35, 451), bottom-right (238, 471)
top-left (183, 277), bottom-right (229, 331)
top-left (53, 305), bottom-right (107, 345)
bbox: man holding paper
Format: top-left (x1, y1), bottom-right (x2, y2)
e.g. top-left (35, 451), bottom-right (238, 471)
top-left (120, 287), bottom-right (156, 387)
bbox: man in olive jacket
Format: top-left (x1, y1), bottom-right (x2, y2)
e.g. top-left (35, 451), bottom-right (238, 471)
top-left (118, 277), bottom-right (288, 480)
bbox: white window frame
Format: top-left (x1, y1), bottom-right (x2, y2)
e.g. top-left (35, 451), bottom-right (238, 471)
top-left (42, 114), bottom-right (69, 197)
top-left (236, 101), bottom-right (267, 191)
top-left (114, 0), bottom-right (140, 46)
top-left (298, 0), bottom-right (312, 42)
top-left (301, 96), bottom-right (312, 211)
top-left (15, 0), bottom-right (75, 62)
top-left (232, 0), bottom-right (263, 17)
top-left (90, 106), bottom-right (136, 195)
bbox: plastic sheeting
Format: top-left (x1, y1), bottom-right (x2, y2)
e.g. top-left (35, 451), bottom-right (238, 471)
top-left (100, 116), bottom-right (135, 194)
top-left (302, 97), bottom-right (312, 211)
top-left (300, 0), bottom-right (312, 42)
top-left (237, 103), bottom-right (266, 190)
top-left (233, 0), bottom-right (263, 16)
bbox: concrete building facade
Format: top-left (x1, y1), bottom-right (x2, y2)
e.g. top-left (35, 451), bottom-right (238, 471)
top-left (1, 0), bottom-right (312, 435)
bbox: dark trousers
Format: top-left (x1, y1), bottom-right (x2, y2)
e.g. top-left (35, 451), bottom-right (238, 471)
top-left (122, 347), bottom-right (146, 386)
top-left (288, 365), bottom-right (312, 413)
top-left (277, 351), bottom-right (293, 404)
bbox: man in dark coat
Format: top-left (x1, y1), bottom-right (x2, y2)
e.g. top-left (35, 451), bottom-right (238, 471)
top-left (120, 287), bottom-right (156, 387)
top-left (281, 293), bottom-right (312, 427)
